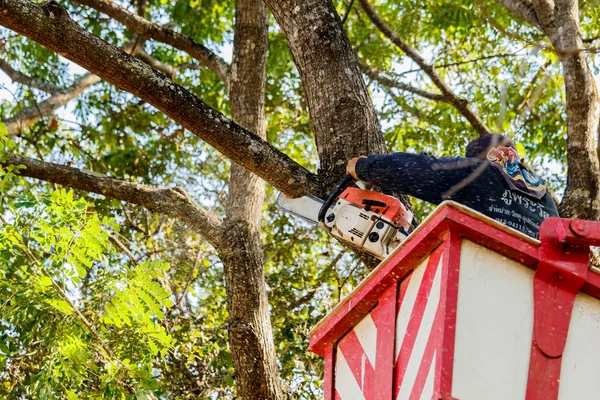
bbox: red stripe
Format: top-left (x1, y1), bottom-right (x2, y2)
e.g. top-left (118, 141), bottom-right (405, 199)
top-left (394, 246), bottom-right (444, 394)
top-left (335, 285), bottom-right (398, 400)
top-left (393, 268), bottom-right (412, 399)
top-left (337, 329), bottom-right (375, 394)
top-left (324, 345), bottom-right (335, 400)
top-left (439, 232), bottom-right (461, 394)
top-left (366, 284), bottom-right (397, 400)
top-left (408, 293), bottom-right (444, 399)
top-left (408, 235), bottom-right (456, 399)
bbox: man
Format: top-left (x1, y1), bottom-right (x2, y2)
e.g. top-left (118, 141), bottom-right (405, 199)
top-left (346, 134), bottom-right (559, 239)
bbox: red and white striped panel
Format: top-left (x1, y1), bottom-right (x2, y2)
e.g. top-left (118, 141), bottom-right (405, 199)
top-left (334, 285), bottom-right (396, 399)
top-left (394, 248), bottom-right (446, 400)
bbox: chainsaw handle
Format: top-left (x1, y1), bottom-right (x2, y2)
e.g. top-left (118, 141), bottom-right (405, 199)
top-left (318, 175), bottom-right (356, 224)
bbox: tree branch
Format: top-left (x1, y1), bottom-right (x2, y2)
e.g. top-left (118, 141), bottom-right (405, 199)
top-left (265, 0), bottom-right (387, 187)
top-left (4, 72), bottom-right (100, 136)
top-left (341, 0), bottom-right (356, 25)
top-left (358, 0), bottom-right (492, 136)
top-left (26, 246), bottom-right (117, 362)
top-left (3, 152), bottom-right (228, 249)
top-left (530, 0), bottom-right (556, 34)
top-left (0, 0), bottom-right (320, 198)
top-left (434, 52), bottom-right (521, 69)
top-left (493, 0), bottom-right (544, 31)
top-left (359, 62), bottom-right (447, 102)
top-left (5, 44), bottom-right (200, 136)
top-left (134, 50), bottom-right (201, 77)
top-left (136, 0), bottom-right (146, 18)
top-left (108, 232), bottom-right (137, 263)
top-left (513, 60), bottom-right (552, 113)
top-left (70, 0), bottom-right (231, 85)
top-left (0, 58), bottom-right (60, 93)
top-left (583, 34), bottom-right (600, 44)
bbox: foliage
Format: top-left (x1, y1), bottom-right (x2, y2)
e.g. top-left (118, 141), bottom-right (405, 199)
top-left (0, 155), bottom-right (174, 397)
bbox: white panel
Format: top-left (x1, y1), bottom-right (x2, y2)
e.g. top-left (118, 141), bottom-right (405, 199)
top-left (558, 291), bottom-right (600, 399)
top-left (335, 348), bottom-right (366, 400)
top-left (452, 240), bottom-right (534, 400)
top-left (354, 314), bottom-right (377, 368)
top-left (395, 255), bottom-right (430, 359)
top-left (397, 257), bottom-right (442, 400)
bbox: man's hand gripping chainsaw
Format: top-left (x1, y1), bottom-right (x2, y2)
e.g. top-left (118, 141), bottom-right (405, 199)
top-left (277, 175), bottom-right (413, 260)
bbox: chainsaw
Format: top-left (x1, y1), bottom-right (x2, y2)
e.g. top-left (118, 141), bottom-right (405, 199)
top-left (277, 175), bottom-right (413, 260)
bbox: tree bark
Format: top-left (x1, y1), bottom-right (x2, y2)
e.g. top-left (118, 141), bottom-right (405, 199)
top-left (551, 0), bottom-right (600, 219)
top-left (493, 0), bottom-right (543, 31)
top-left (219, 0), bottom-right (284, 398)
top-left (265, 0), bottom-right (386, 187)
top-left (0, 0), bottom-right (320, 198)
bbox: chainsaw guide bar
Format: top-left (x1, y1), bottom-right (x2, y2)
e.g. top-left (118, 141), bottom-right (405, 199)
top-left (276, 193), bottom-right (324, 226)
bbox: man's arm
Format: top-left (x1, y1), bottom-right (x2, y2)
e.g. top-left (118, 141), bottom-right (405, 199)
top-left (346, 156), bottom-right (367, 180)
top-left (347, 152), bottom-right (478, 204)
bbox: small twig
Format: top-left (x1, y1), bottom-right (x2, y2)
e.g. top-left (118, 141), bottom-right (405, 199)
top-left (0, 291), bottom-right (17, 310)
top-left (341, 0), bottom-right (356, 25)
top-left (359, 0), bottom-right (492, 136)
top-left (359, 62), bottom-right (447, 102)
top-left (338, 257), bottom-right (363, 292)
top-left (583, 34), bottom-right (600, 44)
top-left (172, 248), bottom-right (203, 310)
top-left (434, 52), bottom-right (522, 69)
top-left (108, 232), bottom-right (136, 263)
top-left (0, 58), bottom-right (60, 93)
top-left (513, 60), bottom-right (552, 113)
top-left (289, 250), bottom-right (347, 310)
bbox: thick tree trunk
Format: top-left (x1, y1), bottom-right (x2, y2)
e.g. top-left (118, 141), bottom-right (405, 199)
top-left (495, 0), bottom-right (600, 220)
top-left (265, 0), bottom-right (386, 188)
top-left (219, 0), bottom-right (284, 398)
top-left (549, 0), bottom-right (600, 219)
top-left (558, 54), bottom-right (600, 219)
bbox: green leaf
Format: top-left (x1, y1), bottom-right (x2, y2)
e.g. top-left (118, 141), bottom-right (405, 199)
top-left (0, 122), bottom-right (7, 138)
top-left (39, 275), bottom-right (53, 287)
top-left (45, 299), bottom-right (74, 315)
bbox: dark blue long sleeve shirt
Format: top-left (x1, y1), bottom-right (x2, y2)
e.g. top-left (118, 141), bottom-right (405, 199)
top-left (355, 153), bottom-right (559, 239)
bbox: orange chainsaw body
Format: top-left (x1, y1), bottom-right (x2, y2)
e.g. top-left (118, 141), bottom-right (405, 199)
top-left (338, 187), bottom-right (412, 230)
